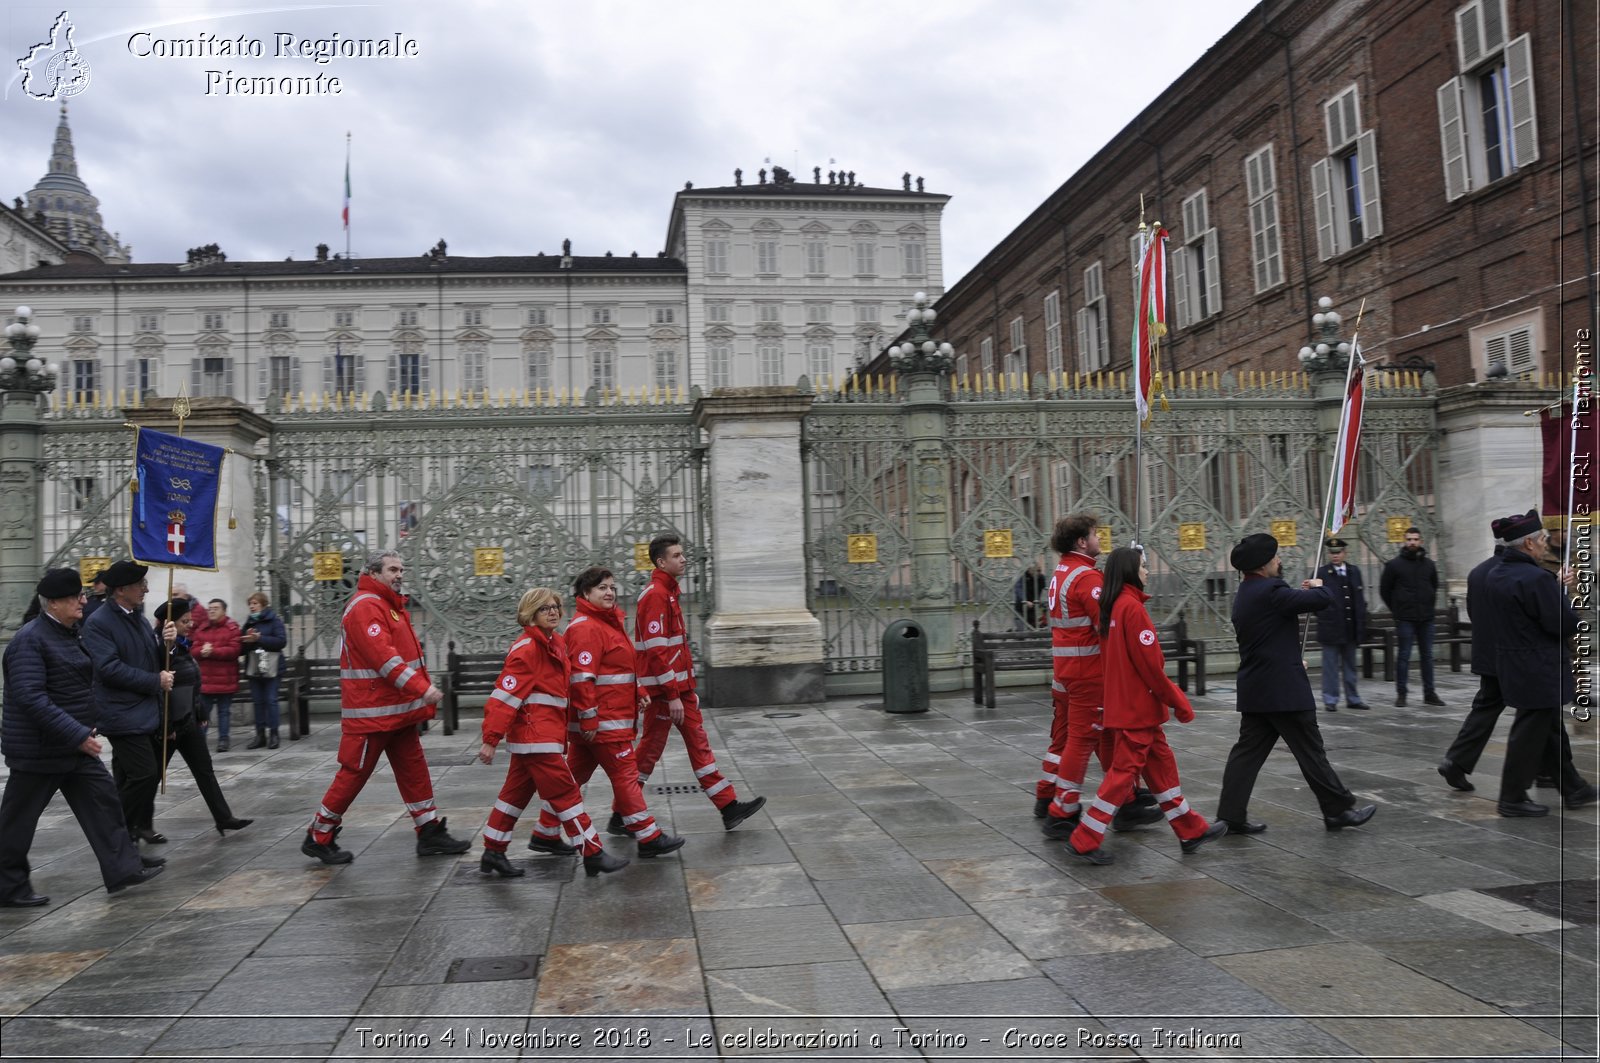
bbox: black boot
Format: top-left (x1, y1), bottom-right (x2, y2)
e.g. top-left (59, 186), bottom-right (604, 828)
top-left (720, 795), bottom-right (768, 831)
top-left (583, 848), bottom-right (629, 877)
top-left (301, 827), bottom-right (354, 865)
top-left (527, 835), bottom-right (578, 856)
top-left (267, 729), bottom-right (280, 749)
top-left (606, 811), bottom-right (628, 836)
top-left (415, 817), bottom-right (472, 856)
top-left (636, 833), bottom-right (686, 858)
top-left (246, 729), bottom-right (266, 750)
top-left (479, 850), bottom-right (525, 877)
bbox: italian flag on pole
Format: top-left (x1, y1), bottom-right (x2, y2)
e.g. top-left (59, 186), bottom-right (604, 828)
top-left (1132, 226), bottom-right (1168, 425)
top-left (342, 153), bottom-right (351, 230)
top-left (1325, 340), bottom-right (1367, 536)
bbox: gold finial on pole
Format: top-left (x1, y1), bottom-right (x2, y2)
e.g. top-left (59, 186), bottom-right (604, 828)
top-left (173, 384), bottom-right (191, 438)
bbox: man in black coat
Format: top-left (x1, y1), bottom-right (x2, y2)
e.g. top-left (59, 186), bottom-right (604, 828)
top-left (80, 560), bottom-right (176, 846)
top-left (1315, 538), bottom-right (1368, 711)
top-left (0, 569), bottom-right (162, 906)
top-left (1379, 527), bottom-right (1444, 707)
top-left (1482, 511), bottom-right (1598, 816)
top-left (1215, 533), bottom-right (1376, 834)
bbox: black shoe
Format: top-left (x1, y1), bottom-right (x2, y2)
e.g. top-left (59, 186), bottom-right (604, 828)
top-left (479, 850), bottom-right (526, 878)
top-left (637, 833), bottom-right (687, 859)
top-left (606, 811), bottom-right (629, 836)
top-left (216, 817), bottom-right (253, 837)
top-left (1423, 693), bottom-right (1446, 706)
top-left (1563, 784), bottom-right (1599, 810)
top-left (267, 731), bottom-right (280, 749)
top-left (1324, 804), bottom-right (1378, 830)
top-left (1394, 694), bottom-right (1407, 707)
top-left (527, 835), bottom-right (578, 856)
top-left (107, 864), bottom-right (164, 893)
top-left (1065, 843), bottom-right (1115, 865)
top-left (1323, 703), bottom-right (1339, 712)
top-left (216, 738), bottom-right (230, 753)
top-left (720, 795), bottom-right (767, 831)
top-left (246, 732), bottom-right (266, 749)
top-left (1221, 819), bottom-right (1267, 835)
top-left (302, 828), bottom-right (354, 865)
top-left (1040, 814), bottom-right (1080, 840)
top-left (1032, 796), bottom-right (1052, 819)
top-left (139, 853), bottom-right (165, 868)
top-left (1348, 701), bottom-right (1370, 710)
top-left (0, 892), bottom-right (49, 908)
top-left (135, 828), bottom-right (166, 844)
top-left (1437, 759), bottom-right (1474, 792)
top-left (1112, 802), bottom-right (1164, 832)
top-left (1132, 788), bottom-right (1158, 808)
top-left (583, 849), bottom-right (629, 877)
top-left (1497, 799), bottom-right (1549, 818)
top-left (1535, 775), bottom-right (1559, 789)
top-left (416, 817), bottom-right (472, 856)
top-left (1180, 821), bottom-right (1229, 854)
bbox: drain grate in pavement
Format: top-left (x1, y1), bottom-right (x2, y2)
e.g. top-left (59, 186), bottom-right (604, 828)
top-left (764, 712), bottom-right (802, 718)
top-left (650, 784), bottom-right (703, 795)
top-left (1478, 879), bottom-right (1598, 926)
top-left (445, 954), bottom-right (541, 983)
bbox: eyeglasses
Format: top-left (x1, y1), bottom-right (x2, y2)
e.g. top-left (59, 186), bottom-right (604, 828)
top-left (536, 603), bottom-right (563, 613)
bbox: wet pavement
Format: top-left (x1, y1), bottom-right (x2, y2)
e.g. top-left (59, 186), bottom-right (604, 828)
top-left (1, 667), bottom-right (1596, 1062)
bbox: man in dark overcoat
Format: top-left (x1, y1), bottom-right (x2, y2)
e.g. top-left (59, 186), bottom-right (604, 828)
top-left (1, 569), bottom-right (163, 906)
top-left (1314, 537), bottom-right (1368, 711)
top-left (1215, 533), bottom-right (1376, 834)
top-left (1379, 527), bottom-right (1444, 707)
top-left (1483, 511), bottom-right (1598, 816)
top-left (80, 560), bottom-right (176, 846)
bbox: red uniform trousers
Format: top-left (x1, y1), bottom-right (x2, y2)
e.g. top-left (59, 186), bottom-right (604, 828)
top-left (1041, 677), bottom-right (1116, 819)
top-left (633, 692), bottom-right (736, 810)
top-left (310, 727), bottom-right (439, 843)
top-left (483, 752), bottom-right (602, 856)
top-left (537, 738), bottom-right (662, 842)
top-left (1067, 725), bottom-right (1209, 853)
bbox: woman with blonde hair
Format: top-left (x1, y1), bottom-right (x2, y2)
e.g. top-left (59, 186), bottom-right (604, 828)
top-left (477, 587), bottom-right (627, 878)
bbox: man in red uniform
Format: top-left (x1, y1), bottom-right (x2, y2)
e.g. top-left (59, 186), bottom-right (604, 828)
top-left (1037, 515), bottom-right (1158, 838)
top-left (302, 551), bottom-right (472, 864)
top-left (628, 535), bottom-right (766, 831)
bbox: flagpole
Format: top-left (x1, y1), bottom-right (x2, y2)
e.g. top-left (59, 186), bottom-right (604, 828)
top-left (343, 131), bottom-right (352, 260)
top-left (1301, 302), bottom-right (1366, 660)
top-left (1563, 374), bottom-right (1582, 570)
top-left (157, 390), bottom-right (191, 794)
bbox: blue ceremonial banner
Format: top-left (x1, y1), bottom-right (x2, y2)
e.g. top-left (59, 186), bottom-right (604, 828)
top-left (131, 428), bottom-right (225, 570)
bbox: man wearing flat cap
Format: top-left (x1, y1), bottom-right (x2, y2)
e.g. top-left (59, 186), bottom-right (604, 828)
top-left (1314, 538), bottom-right (1368, 712)
top-left (80, 560), bottom-right (177, 846)
top-left (1, 569), bottom-right (163, 906)
top-left (1482, 510), bottom-right (1598, 815)
top-left (1215, 533), bottom-right (1376, 834)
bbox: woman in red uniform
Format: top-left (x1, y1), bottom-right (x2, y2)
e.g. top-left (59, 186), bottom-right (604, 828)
top-left (476, 587), bottom-right (627, 878)
top-left (1065, 548), bottom-right (1228, 865)
top-left (540, 567), bottom-right (684, 858)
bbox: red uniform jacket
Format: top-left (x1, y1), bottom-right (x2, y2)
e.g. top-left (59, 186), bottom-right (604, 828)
top-left (190, 614), bottom-right (242, 695)
top-left (481, 625), bottom-right (570, 753)
top-left (565, 598), bottom-right (638, 742)
top-left (1047, 552), bottom-right (1104, 683)
top-left (339, 574), bottom-right (434, 734)
top-left (1102, 586), bottom-right (1190, 729)
top-left (634, 569), bottom-right (694, 700)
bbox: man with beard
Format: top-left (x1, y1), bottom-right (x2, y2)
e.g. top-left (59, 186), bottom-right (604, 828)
top-left (1379, 527), bottom-right (1444, 707)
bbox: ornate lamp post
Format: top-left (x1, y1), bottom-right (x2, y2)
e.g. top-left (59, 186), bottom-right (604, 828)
top-left (1295, 296), bottom-right (1353, 377)
top-left (2, 307), bottom-right (58, 396)
top-left (886, 291), bottom-right (957, 377)
top-left (0, 306), bottom-right (55, 647)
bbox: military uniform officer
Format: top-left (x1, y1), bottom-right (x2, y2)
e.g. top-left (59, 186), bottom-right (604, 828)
top-left (1314, 538), bottom-right (1368, 711)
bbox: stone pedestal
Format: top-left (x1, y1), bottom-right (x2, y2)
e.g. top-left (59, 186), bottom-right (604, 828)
top-left (0, 392), bottom-right (47, 644)
top-left (901, 371), bottom-right (962, 691)
top-left (694, 389), bottom-right (825, 707)
top-left (1436, 380), bottom-right (1554, 590)
top-left (128, 398), bottom-right (271, 620)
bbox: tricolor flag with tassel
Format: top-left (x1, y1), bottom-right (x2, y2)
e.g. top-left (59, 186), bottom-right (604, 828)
top-left (1132, 225), bottom-right (1169, 424)
top-left (342, 139), bottom-right (351, 231)
top-left (1325, 340), bottom-right (1367, 536)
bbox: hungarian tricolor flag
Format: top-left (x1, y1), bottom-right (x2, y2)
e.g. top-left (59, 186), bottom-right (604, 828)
top-left (1132, 226), bottom-right (1169, 425)
top-left (1326, 341), bottom-right (1367, 536)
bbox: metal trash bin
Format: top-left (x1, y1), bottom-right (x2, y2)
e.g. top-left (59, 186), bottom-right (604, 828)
top-left (882, 619), bottom-right (929, 713)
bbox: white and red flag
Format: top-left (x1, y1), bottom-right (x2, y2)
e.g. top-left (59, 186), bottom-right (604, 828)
top-left (1325, 340), bottom-right (1367, 536)
top-left (1132, 226), bottom-right (1169, 425)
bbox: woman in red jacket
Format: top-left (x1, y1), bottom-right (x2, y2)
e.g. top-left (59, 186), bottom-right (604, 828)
top-left (477, 587), bottom-right (627, 878)
top-left (536, 567), bottom-right (684, 858)
top-left (1065, 548), bottom-right (1228, 865)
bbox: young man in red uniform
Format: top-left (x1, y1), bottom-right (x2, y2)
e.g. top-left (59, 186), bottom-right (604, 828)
top-left (628, 535), bottom-right (765, 831)
top-left (1037, 515), bottom-right (1158, 838)
top-left (302, 551), bottom-right (472, 864)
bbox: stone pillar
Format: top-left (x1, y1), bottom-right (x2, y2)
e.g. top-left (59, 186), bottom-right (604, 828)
top-left (128, 398), bottom-right (271, 620)
top-left (694, 388), bottom-right (826, 707)
top-left (1437, 380), bottom-right (1554, 589)
top-left (901, 370), bottom-right (962, 690)
top-left (0, 392), bottom-right (47, 645)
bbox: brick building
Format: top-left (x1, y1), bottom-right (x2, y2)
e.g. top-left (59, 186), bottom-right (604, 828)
top-left (907, 0), bottom-right (1594, 389)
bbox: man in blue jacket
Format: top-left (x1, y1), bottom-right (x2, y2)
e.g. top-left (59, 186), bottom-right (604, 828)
top-left (1, 569), bottom-right (162, 906)
top-left (1215, 533), bottom-right (1376, 834)
top-left (1315, 538), bottom-right (1368, 711)
top-left (80, 560), bottom-right (176, 846)
top-left (1483, 511), bottom-right (1598, 816)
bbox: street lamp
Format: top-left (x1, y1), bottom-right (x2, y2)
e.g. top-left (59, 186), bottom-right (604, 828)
top-left (1, 306), bottom-right (58, 395)
top-left (1295, 295), bottom-right (1352, 374)
top-left (887, 291), bottom-right (957, 376)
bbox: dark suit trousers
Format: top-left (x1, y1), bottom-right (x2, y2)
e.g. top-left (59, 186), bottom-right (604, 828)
top-left (1500, 705), bottom-right (1585, 802)
top-left (108, 731), bottom-right (163, 833)
top-left (163, 716), bottom-right (235, 826)
top-left (0, 758), bottom-right (143, 897)
top-left (1448, 675), bottom-right (1576, 786)
top-left (1217, 710), bottom-right (1356, 821)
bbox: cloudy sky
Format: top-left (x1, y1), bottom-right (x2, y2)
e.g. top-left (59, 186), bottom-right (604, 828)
top-left (2, 1), bottom-right (1260, 284)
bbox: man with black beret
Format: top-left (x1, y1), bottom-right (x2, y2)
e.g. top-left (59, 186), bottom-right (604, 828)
top-left (1215, 533), bottom-right (1376, 834)
top-left (1, 569), bottom-right (162, 906)
top-left (1314, 538), bottom-right (1368, 711)
top-left (80, 560), bottom-right (177, 847)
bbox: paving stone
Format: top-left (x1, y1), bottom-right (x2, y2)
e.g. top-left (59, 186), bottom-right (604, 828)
top-left (1043, 945), bottom-right (1287, 1016)
top-left (674, 828), bottom-right (795, 869)
top-left (696, 905), bottom-right (855, 970)
top-left (549, 863), bottom-right (693, 945)
top-left (379, 912), bottom-right (553, 986)
top-left (813, 872), bottom-right (971, 923)
top-left (973, 894), bottom-right (1171, 959)
top-left (704, 959), bottom-right (911, 1055)
top-left (924, 852), bottom-right (1087, 903)
top-left (2, 1013), bottom-right (179, 1059)
top-left (1201, 852), bottom-right (1415, 914)
top-left (148, 1015), bottom-right (352, 1052)
top-left (534, 938), bottom-right (705, 1014)
top-left (190, 953), bottom-right (387, 1015)
top-left (843, 915), bottom-right (1036, 990)
top-left (786, 840), bottom-right (925, 881)
top-left (685, 863), bottom-right (820, 911)
top-left (1417, 889), bottom-right (1577, 934)
top-left (0, 948), bottom-right (109, 1016)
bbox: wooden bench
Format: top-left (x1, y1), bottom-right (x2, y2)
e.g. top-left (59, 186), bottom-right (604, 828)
top-left (440, 642), bottom-right (507, 736)
top-left (281, 654), bottom-right (336, 740)
top-left (1361, 599), bottom-right (1469, 682)
top-left (971, 614), bottom-right (1207, 709)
